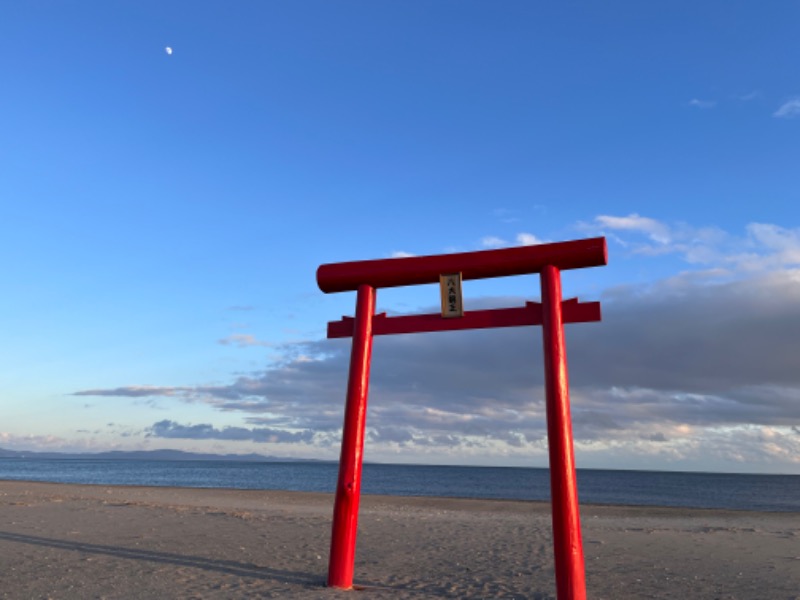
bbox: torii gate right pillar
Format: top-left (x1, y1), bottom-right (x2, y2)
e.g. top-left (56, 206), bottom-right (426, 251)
top-left (541, 264), bottom-right (586, 599)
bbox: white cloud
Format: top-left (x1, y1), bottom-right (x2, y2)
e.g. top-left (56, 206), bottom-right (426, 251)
top-left (516, 232), bottom-right (545, 246)
top-left (218, 333), bottom-right (272, 348)
top-left (773, 98), bottom-right (800, 119)
top-left (71, 218), bottom-right (800, 471)
top-left (585, 215), bottom-right (800, 274)
top-left (593, 213), bottom-right (672, 244)
top-left (689, 98), bottom-right (716, 109)
top-left (146, 419), bottom-right (313, 444)
top-left (74, 265), bottom-right (800, 471)
top-left (746, 223), bottom-right (800, 256)
top-left (482, 233), bottom-right (548, 249)
top-left (481, 236), bottom-right (508, 248)
top-left (74, 385), bottom-right (191, 398)
top-left (390, 251), bottom-right (416, 258)
top-left (734, 223), bottom-right (800, 271)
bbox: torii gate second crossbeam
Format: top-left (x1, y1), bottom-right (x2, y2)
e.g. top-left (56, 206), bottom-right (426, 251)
top-left (316, 237), bottom-right (607, 600)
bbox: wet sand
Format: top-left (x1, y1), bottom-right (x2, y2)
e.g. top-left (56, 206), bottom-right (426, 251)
top-left (1, 480), bottom-right (798, 599)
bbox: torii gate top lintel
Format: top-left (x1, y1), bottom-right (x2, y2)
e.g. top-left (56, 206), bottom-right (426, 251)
top-left (317, 236), bottom-right (607, 293)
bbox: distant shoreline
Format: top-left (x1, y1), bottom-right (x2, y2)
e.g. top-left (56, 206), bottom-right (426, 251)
top-left (2, 459), bottom-right (799, 512)
top-left (2, 451), bottom-right (798, 477)
top-left (2, 478), bottom-right (798, 517)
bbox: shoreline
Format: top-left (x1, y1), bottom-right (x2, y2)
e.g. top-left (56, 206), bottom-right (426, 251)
top-left (2, 477), bottom-right (799, 515)
top-left (2, 481), bottom-right (799, 598)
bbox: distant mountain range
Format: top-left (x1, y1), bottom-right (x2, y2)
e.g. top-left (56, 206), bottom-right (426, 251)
top-left (0, 448), bottom-right (331, 463)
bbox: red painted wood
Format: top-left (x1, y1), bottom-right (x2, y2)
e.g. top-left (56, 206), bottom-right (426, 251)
top-left (327, 300), bottom-right (601, 338)
top-left (322, 241), bottom-right (607, 595)
top-left (317, 237), bottom-right (607, 293)
top-left (327, 284), bottom-right (376, 589)
top-left (540, 265), bottom-right (586, 600)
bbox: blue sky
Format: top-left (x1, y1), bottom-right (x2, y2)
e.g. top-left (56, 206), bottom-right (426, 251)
top-left (2, 2), bottom-right (799, 473)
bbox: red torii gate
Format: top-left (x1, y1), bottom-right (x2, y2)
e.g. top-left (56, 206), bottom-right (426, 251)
top-left (316, 237), bottom-right (607, 599)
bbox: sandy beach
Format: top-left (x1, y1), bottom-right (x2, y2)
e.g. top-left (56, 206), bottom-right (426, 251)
top-left (0, 481), bottom-right (798, 599)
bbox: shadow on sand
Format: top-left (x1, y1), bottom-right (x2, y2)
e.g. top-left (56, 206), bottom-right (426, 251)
top-left (0, 530), bottom-right (324, 587)
top-left (0, 531), bottom-right (546, 598)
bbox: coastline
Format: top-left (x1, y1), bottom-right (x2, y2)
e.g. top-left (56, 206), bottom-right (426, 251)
top-left (3, 461), bottom-right (799, 512)
top-left (1, 481), bottom-right (798, 598)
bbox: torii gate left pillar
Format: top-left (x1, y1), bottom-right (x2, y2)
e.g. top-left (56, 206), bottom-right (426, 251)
top-left (317, 237), bottom-right (607, 599)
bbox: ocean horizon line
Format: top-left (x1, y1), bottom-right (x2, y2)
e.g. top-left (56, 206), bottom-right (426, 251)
top-left (2, 446), bottom-right (798, 477)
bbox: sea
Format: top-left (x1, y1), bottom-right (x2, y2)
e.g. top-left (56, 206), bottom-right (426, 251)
top-left (1, 459), bottom-right (798, 513)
